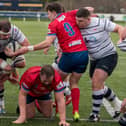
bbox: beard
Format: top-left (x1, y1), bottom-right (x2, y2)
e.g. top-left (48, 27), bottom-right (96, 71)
top-left (42, 83), bottom-right (52, 89)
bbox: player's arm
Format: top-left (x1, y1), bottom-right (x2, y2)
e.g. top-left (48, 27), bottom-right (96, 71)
top-left (54, 91), bottom-right (70, 126)
top-left (113, 24), bottom-right (124, 43)
top-left (4, 35), bottom-right (56, 57)
top-left (12, 37), bottom-right (30, 68)
top-left (13, 25), bottom-right (30, 46)
top-left (20, 38), bottom-right (30, 46)
top-left (33, 36), bottom-right (55, 50)
top-left (12, 89), bottom-right (27, 124)
top-left (43, 47), bottom-right (50, 55)
top-left (54, 76), bottom-right (70, 126)
top-left (120, 27), bottom-right (126, 40)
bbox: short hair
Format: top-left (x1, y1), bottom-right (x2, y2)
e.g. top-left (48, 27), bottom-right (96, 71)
top-left (46, 2), bottom-right (64, 13)
top-left (40, 65), bottom-right (55, 78)
top-left (0, 20), bottom-right (11, 32)
top-left (76, 8), bottom-right (90, 18)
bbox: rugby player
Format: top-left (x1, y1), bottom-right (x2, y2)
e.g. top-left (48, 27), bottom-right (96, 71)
top-left (12, 65), bottom-right (69, 126)
top-left (76, 8), bottom-right (123, 122)
top-left (0, 20), bottom-right (30, 113)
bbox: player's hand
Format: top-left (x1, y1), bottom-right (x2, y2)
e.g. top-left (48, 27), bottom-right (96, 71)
top-left (43, 47), bottom-right (50, 55)
top-left (117, 39), bottom-right (122, 44)
top-left (5, 46), bottom-right (29, 57)
top-left (4, 47), bottom-right (15, 57)
top-left (59, 121), bottom-right (70, 126)
top-left (12, 116), bottom-right (26, 124)
top-left (121, 98), bottom-right (126, 113)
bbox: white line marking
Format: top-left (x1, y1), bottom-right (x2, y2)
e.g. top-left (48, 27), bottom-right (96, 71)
top-left (0, 115), bottom-right (118, 122)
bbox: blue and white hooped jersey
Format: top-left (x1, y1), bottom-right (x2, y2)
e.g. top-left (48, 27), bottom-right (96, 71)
top-left (80, 17), bottom-right (117, 60)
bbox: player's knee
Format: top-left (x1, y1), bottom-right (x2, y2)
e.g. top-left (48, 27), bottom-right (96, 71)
top-left (43, 111), bottom-right (52, 118)
top-left (27, 113), bottom-right (35, 119)
top-left (42, 106), bottom-right (53, 118)
top-left (92, 78), bottom-right (103, 90)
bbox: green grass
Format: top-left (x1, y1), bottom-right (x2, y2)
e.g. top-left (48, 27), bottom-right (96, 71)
top-left (1, 20), bottom-right (126, 126)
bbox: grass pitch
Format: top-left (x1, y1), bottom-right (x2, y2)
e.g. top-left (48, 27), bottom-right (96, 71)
top-left (1, 20), bottom-right (125, 126)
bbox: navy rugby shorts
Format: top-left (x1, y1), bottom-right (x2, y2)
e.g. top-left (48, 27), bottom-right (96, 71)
top-left (26, 93), bottom-right (52, 104)
top-left (58, 51), bottom-right (88, 73)
top-left (89, 53), bottom-right (118, 77)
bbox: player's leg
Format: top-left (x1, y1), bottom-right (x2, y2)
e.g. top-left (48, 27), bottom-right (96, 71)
top-left (8, 54), bottom-right (26, 84)
top-left (89, 68), bottom-right (106, 122)
top-left (103, 85), bottom-right (122, 119)
top-left (102, 98), bottom-right (115, 117)
top-left (0, 81), bottom-right (5, 114)
top-left (37, 100), bottom-right (53, 118)
top-left (88, 54), bottom-right (118, 122)
top-left (0, 73), bottom-right (10, 114)
top-left (26, 94), bottom-right (36, 119)
top-left (52, 61), bottom-right (71, 106)
top-left (35, 93), bottom-right (53, 118)
top-left (58, 51), bottom-right (88, 121)
top-left (26, 102), bottom-right (36, 119)
top-left (70, 51), bottom-right (88, 121)
top-left (70, 72), bottom-right (82, 121)
top-left (63, 75), bottom-right (71, 106)
top-left (8, 69), bottom-right (19, 84)
top-left (119, 113), bottom-right (126, 126)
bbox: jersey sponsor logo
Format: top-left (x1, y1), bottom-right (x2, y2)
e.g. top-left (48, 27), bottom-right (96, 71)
top-left (57, 15), bottom-right (65, 22)
top-left (69, 40), bottom-right (81, 47)
top-left (48, 29), bottom-right (51, 33)
top-left (85, 36), bottom-right (96, 43)
top-left (57, 82), bottom-right (65, 89)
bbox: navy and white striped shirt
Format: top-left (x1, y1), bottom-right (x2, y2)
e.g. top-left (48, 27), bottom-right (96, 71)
top-left (80, 17), bottom-right (117, 60)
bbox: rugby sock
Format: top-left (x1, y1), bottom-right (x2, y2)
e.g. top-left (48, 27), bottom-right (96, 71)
top-left (104, 85), bottom-right (122, 113)
top-left (104, 85), bottom-right (116, 101)
top-left (0, 89), bottom-right (4, 108)
top-left (71, 88), bottom-right (80, 114)
top-left (0, 89), bottom-right (4, 99)
top-left (92, 89), bottom-right (104, 115)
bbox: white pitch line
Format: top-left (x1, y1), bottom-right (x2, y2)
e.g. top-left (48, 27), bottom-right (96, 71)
top-left (0, 115), bottom-right (118, 122)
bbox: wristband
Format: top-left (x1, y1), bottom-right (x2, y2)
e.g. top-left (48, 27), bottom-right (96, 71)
top-left (27, 46), bottom-right (34, 51)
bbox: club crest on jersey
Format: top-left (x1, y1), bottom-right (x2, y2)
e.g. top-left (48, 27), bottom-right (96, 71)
top-left (57, 15), bottom-right (65, 22)
top-left (48, 29), bottom-right (51, 33)
top-left (57, 82), bottom-right (64, 89)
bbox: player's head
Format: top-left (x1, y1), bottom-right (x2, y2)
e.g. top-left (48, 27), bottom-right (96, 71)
top-left (40, 65), bottom-right (55, 87)
top-left (46, 2), bottom-right (64, 21)
top-left (76, 8), bottom-right (91, 28)
top-left (0, 20), bottom-right (11, 40)
top-left (85, 6), bottom-right (94, 14)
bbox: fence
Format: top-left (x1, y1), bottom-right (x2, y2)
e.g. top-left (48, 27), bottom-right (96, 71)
top-left (0, 11), bottom-right (48, 21)
top-left (1, 11), bottom-right (126, 22)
